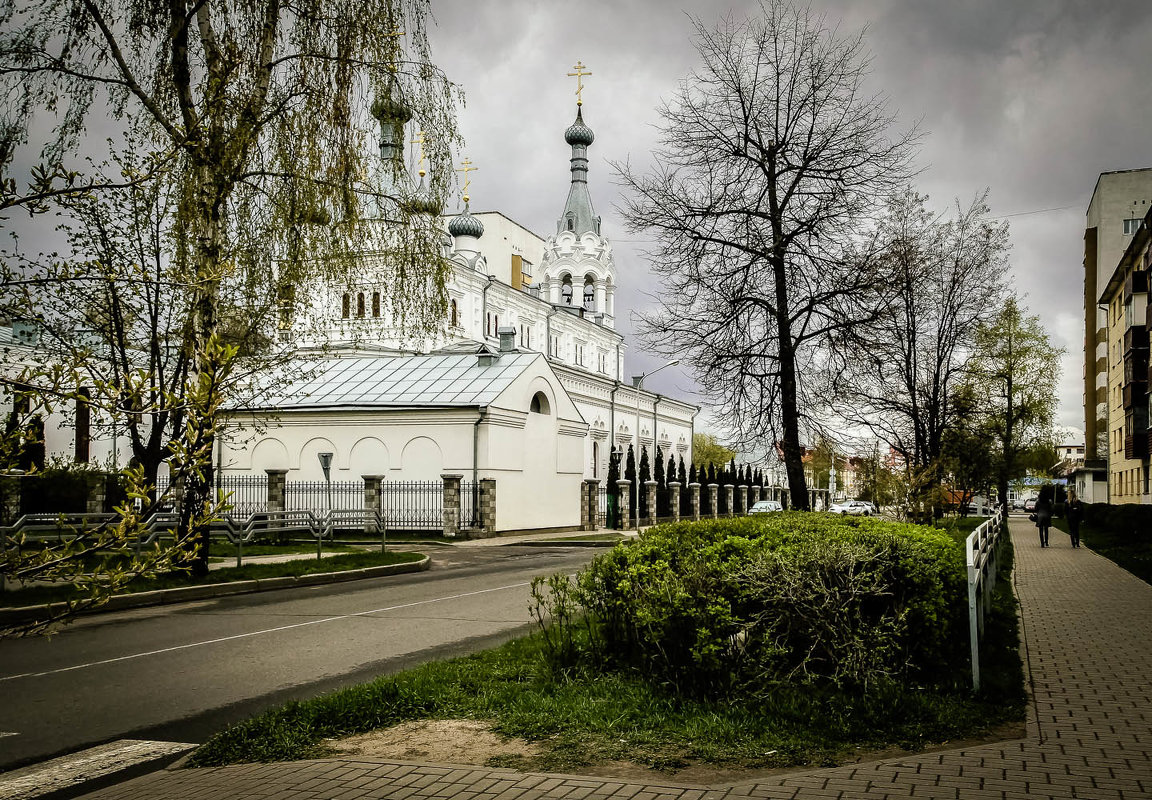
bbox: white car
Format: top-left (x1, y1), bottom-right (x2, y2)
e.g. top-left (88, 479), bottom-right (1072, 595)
top-left (749, 500), bottom-right (783, 514)
top-left (830, 500), bottom-right (875, 516)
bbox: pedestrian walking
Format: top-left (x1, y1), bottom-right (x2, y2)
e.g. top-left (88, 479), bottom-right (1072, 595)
top-left (1034, 495), bottom-right (1053, 547)
top-left (1066, 491), bottom-right (1084, 549)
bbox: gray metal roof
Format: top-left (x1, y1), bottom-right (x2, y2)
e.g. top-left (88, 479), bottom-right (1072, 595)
top-left (251, 352), bottom-right (541, 410)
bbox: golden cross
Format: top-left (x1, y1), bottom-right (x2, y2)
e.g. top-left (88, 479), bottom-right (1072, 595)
top-left (567, 60), bottom-right (592, 106)
top-left (411, 130), bottom-right (427, 175)
top-left (456, 158), bottom-right (477, 202)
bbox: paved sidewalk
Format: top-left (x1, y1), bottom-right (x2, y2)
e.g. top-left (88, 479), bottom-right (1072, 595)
top-left (80, 517), bottom-right (1152, 799)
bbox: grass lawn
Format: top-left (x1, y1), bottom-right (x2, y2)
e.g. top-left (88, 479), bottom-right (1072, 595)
top-left (189, 539), bottom-right (1025, 775)
top-left (0, 550), bottom-right (425, 608)
top-left (1051, 518), bottom-right (1152, 585)
top-left (934, 514), bottom-right (996, 546)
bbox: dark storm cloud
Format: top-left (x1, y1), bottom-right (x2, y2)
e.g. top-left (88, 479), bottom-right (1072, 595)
top-left (429, 0), bottom-right (1152, 431)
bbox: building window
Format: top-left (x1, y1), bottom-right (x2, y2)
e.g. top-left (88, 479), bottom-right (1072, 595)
top-left (583, 278), bottom-right (595, 311)
top-left (450, 299), bottom-right (459, 327)
top-left (342, 293), bottom-right (350, 318)
top-left (356, 292), bottom-right (365, 318)
top-left (372, 291), bottom-right (381, 317)
top-left (530, 391), bottom-right (550, 414)
top-left (549, 334), bottom-right (559, 357)
top-left (566, 216), bottom-right (574, 232)
top-left (1123, 218), bottom-right (1143, 235)
top-left (575, 342), bottom-right (585, 366)
top-left (561, 277), bottom-right (573, 305)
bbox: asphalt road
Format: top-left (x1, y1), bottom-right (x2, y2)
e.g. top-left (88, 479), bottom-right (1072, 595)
top-left (0, 544), bottom-right (598, 772)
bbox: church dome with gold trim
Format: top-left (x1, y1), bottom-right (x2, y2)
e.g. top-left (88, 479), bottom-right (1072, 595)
top-left (564, 107), bottom-right (595, 147)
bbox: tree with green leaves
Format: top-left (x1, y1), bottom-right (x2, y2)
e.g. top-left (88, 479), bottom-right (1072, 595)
top-left (692, 433), bottom-right (736, 470)
top-left (624, 444), bottom-right (637, 522)
top-left (1, 0), bottom-right (461, 574)
top-left (967, 298), bottom-right (1062, 513)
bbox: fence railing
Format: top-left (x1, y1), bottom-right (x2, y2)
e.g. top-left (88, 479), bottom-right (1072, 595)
top-left (965, 505), bottom-right (1006, 691)
top-left (378, 480), bottom-right (443, 531)
top-left (284, 480), bottom-right (363, 512)
top-left (156, 474), bottom-right (270, 516)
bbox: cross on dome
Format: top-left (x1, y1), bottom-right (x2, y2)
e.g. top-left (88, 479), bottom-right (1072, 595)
top-left (456, 157), bottom-right (477, 203)
top-left (567, 60), bottom-right (591, 106)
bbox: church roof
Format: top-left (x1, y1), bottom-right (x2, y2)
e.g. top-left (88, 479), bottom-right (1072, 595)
top-left (249, 352), bottom-right (541, 410)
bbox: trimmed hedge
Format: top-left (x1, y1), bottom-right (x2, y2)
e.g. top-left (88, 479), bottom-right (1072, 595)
top-left (1082, 502), bottom-right (1152, 533)
top-left (544, 515), bottom-right (966, 696)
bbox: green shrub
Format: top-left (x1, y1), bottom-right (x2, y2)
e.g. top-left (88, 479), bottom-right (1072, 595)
top-left (542, 514), bottom-right (965, 696)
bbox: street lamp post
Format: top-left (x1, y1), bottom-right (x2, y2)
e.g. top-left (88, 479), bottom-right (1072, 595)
top-left (317, 452), bottom-right (333, 559)
top-left (632, 359), bottom-right (679, 531)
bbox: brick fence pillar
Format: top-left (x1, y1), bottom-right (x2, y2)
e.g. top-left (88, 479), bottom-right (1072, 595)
top-left (0, 474), bottom-right (21, 525)
top-left (441, 474), bottom-right (463, 538)
top-left (645, 480), bottom-right (658, 527)
top-left (723, 484), bottom-right (735, 517)
top-left (582, 479), bottom-right (600, 531)
top-left (668, 481), bottom-right (681, 523)
top-left (86, 474), bottom-right (106, 515)
top-left (362, 475), bottom-right (384, 534)
top-left (477, 478), bottom-right (497, 538)
top-left (708, 484), bottom-right (719, 519)
top-left (737, 485), bottom-right (748, 515)
top-left (617, 479), bottom-right (632, 530)
top-left (689, 482), bottom-right (700, 521)
top-left (266, 469), bottom-right (288, 513)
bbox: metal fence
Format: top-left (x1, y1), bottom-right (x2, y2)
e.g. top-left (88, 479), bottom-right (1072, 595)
top-left (379, 480), bottom-right (442, 532)
top-left (965, 505), bottom-right (1006, 691)
top-left (284, 480), bottom-right (362, 512)
top-left (156, 473), bottom-right (269, 516)
top-left (460, 480), bottom-right (480, 530)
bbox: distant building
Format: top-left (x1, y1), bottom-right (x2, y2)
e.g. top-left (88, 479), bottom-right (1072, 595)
top-left (1078, 168), bottom-right (1152, 503)
top-left (1095, 202), bottom-right (1151, 504)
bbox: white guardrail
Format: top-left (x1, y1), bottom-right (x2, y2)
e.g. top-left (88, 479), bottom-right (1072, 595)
top-left (965, 505), bottom-right (1006, 691)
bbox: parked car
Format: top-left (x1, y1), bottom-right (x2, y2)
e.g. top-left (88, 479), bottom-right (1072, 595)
top-left (1023, 497), bottom-right (1037, 512)
top-left (829, 499), bottom-right (875, 516)
top-left (749, 500), bottom-right (783, 514)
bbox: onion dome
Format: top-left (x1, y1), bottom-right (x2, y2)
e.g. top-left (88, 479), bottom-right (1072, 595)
top-left (448, 201), bottom-right (484, 238)
top-left (370, 81), bottom-right (412, 124)
top-left (564, 107), bottom-right (595, 147)
top-left (404, 173), bottom-right (442, 216)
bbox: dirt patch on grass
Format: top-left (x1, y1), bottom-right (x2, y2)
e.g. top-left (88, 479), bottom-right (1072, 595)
top-left (325, 720), bottom-right (543, 764)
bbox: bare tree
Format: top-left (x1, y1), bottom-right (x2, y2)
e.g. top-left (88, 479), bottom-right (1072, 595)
top-left (1, 0), bottom-right (460, 571)
top-left (616, 0), bottom-right (919, 510)
top-left (831, 190), bottom-right (1009, 514)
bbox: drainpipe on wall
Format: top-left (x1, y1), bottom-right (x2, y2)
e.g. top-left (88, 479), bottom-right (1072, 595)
top-left (480, 275), bottom-right (496, 342)
top-left (653, 394), bottom-right (661, 464)
top-left (472, 406), bottom-right (486, 486)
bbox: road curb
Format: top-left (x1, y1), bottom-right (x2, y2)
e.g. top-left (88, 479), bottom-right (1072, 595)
top-left (0, 738), bottom-right (197, 800)
top-left (0, 556), bottom-right (430, 627)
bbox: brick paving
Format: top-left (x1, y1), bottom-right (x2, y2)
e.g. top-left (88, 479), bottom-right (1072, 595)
top-left (80, 517), bottom-right (1152, 800)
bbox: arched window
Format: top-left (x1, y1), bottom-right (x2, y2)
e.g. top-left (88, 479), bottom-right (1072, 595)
top-left (341, 293), bottom-right (350, 319)
top-left (566, 216), bottom-right (574, 232)
top-left (561, 275), bottom-right (573, 305)
top-left (583, 278), bottom-right (595, 310)
top-left (449, 299), bottom-right (459, 327)
top-left (372, 291), bottom-right (381, 317)
top-left (356, 292), bottom-right (365, 317)
top-left (530, 391), bottom-right (550, 414)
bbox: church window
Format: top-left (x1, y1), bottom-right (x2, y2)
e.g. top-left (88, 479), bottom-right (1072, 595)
top-left (561, 275), bottom-right (573, 305)
top-left (356, 292), bottom-right (365, 317)
top-left (530, 391), bottom-right (550, 414)
top-left (583, 278), bottom-right (595, 311)
top-left (566, 216), bottom-right (574, 232)
top-left (450, 299), bottom-right (459, 327)
top-left (372, 291), bottom-right (381, 317)
top-left (341, 293), bottom-right (350, 318)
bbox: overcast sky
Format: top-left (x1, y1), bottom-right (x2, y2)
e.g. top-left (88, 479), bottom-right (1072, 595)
top-left (426, 0), bottom-right (1152, 442)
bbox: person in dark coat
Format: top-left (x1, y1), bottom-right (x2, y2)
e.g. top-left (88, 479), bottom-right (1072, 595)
top-left (1065, 491), bottom-right (1084, 549)
top-left (1034, 496), bottom-right (1053, 547)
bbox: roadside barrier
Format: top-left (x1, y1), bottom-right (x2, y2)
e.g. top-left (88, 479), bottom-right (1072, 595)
top-left (965, 505), bottom-right (1005, 691)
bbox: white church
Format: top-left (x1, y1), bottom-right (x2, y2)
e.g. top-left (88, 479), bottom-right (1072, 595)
top-left (218, 91), bottom-right (698, 532)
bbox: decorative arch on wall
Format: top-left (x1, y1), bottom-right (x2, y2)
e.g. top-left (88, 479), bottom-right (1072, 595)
top-left (400, 436), bottom-right (443, 480)
top-left (298, 437), bottom-right (339, 477)
top-left (530, 391), bottom-right (551, 414)
top-left (250, 437), bottom-right (290, 472)
top-left (349, 437), bottom-right (389, 476)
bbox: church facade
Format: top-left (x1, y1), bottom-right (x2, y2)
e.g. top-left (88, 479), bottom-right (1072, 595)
top-left (219, 97), bottom-right (697, 530)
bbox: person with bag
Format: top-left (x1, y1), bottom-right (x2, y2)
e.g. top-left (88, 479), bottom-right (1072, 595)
top-left (1065, 491), bottom-right (1084, 549)
top-left (1034, 495), bottom-right (1053, 547)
